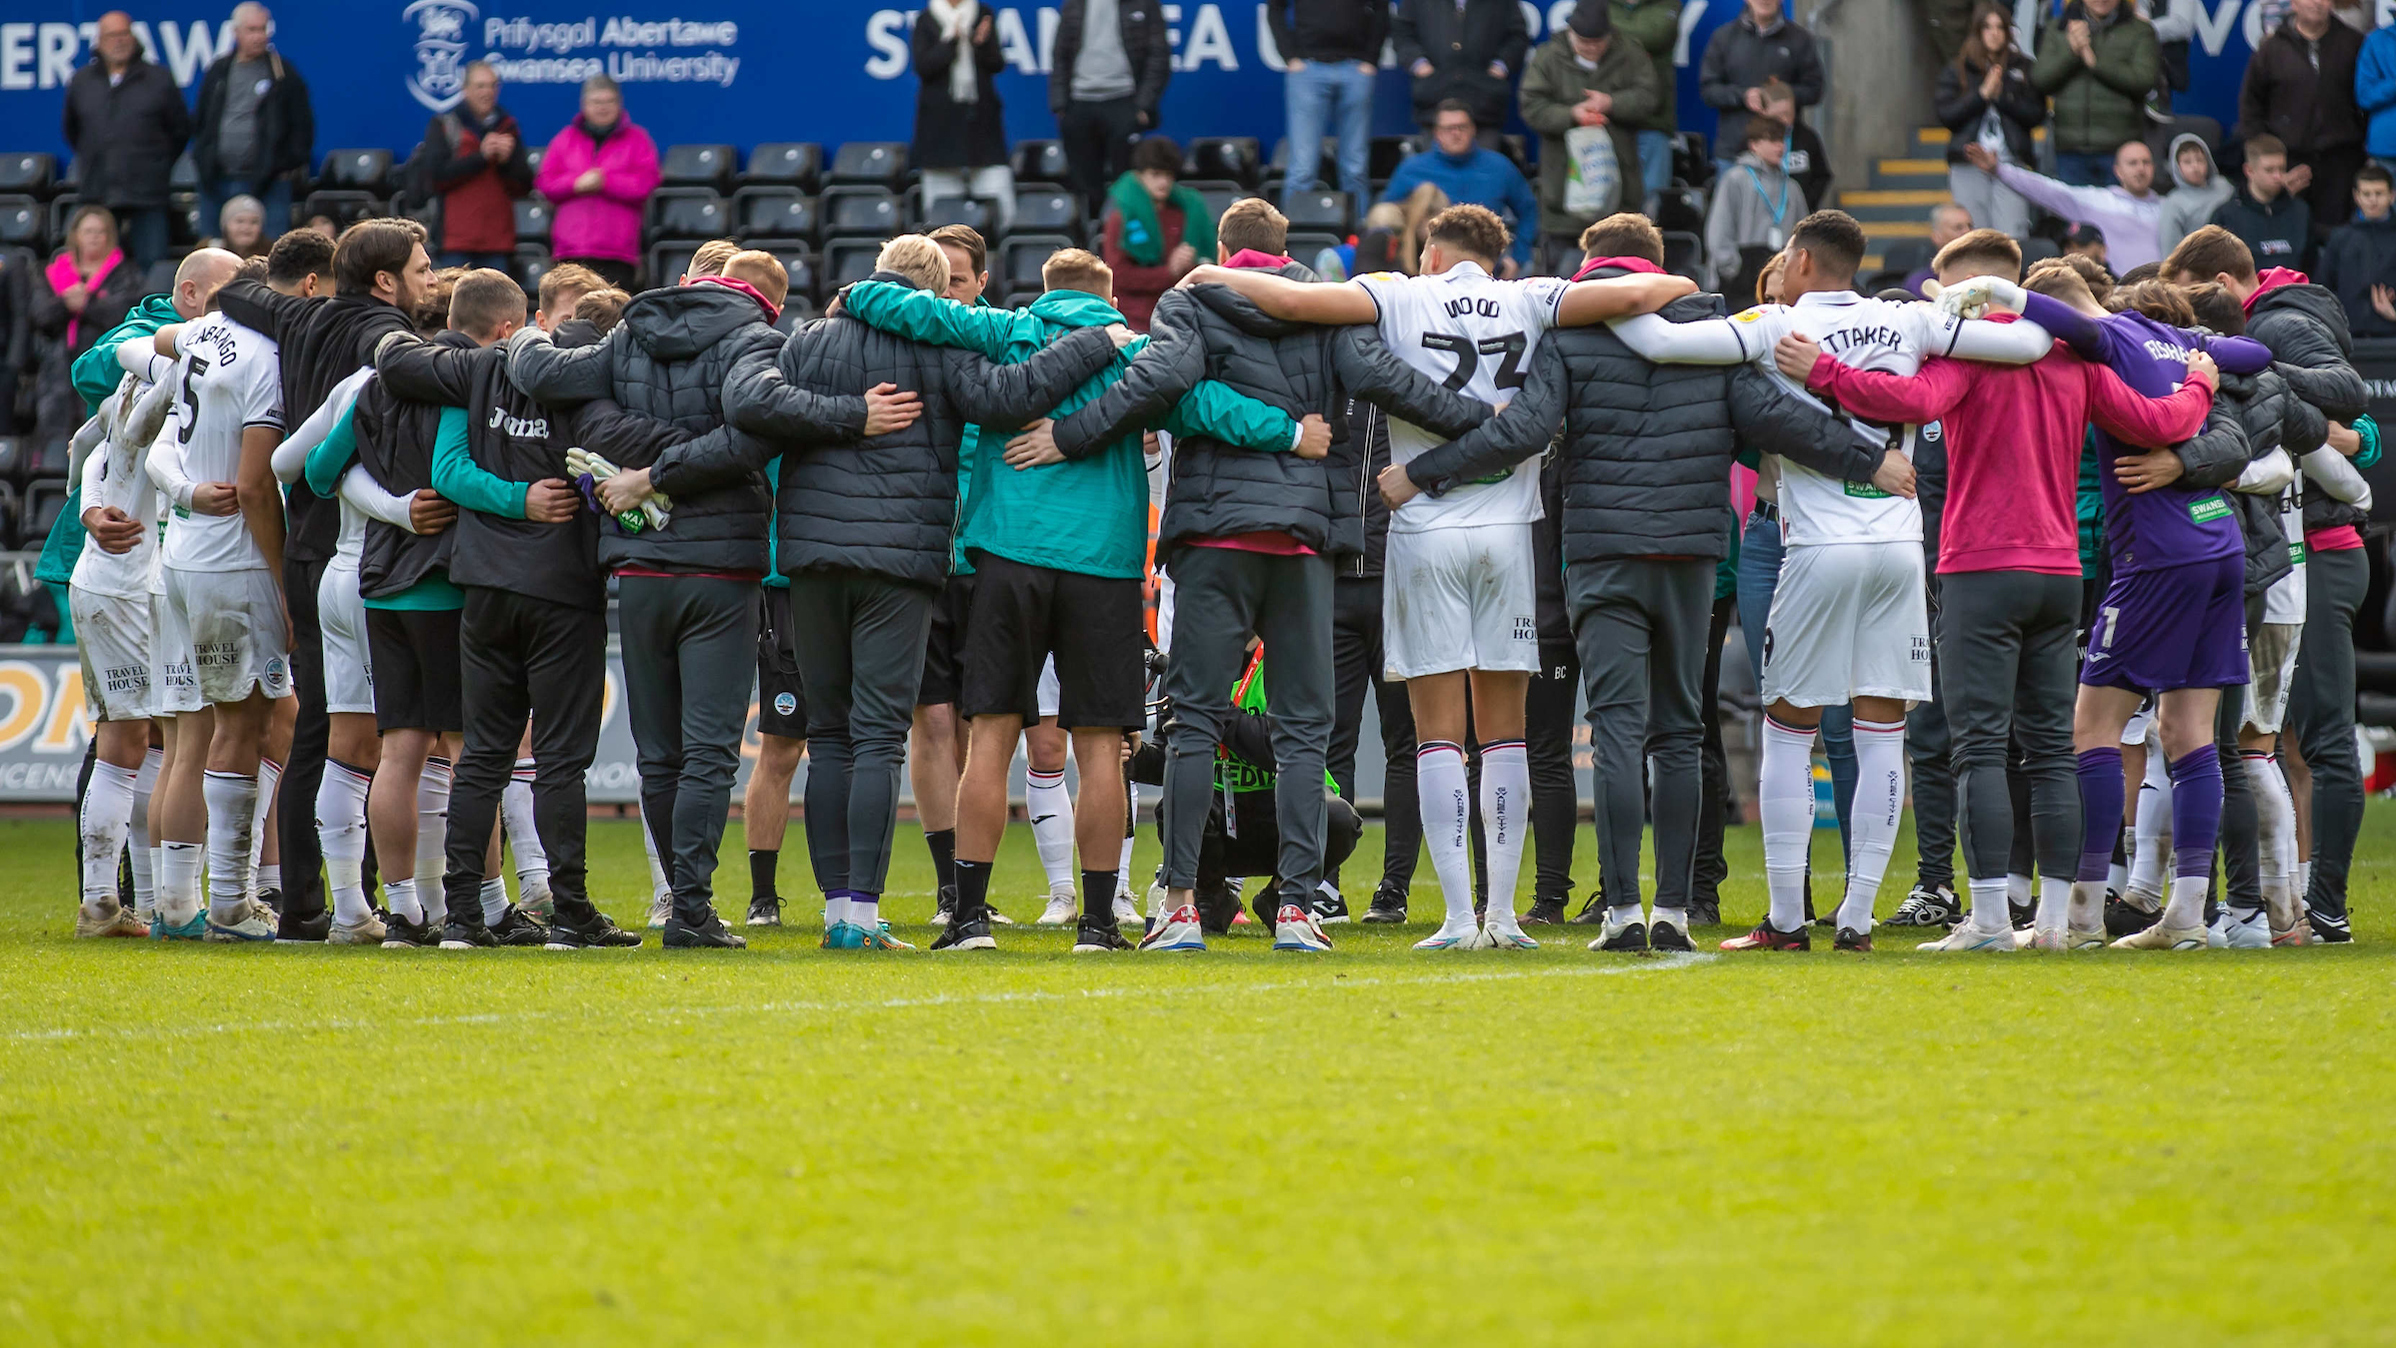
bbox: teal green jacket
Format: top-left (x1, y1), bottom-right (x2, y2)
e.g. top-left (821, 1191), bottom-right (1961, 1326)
top-left (37, 294), bottom-right (180, 587)
top-left (841, 282), bottom-right (1300, 580)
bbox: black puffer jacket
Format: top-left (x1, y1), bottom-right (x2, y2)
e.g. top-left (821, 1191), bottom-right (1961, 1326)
top-left (1049, 267), bottom-right (1494, 565)
top-left (1403, 289), bottom-right (1870, 564)
top-left (2245, 279), bottom-right (2371, 535)
top-left (1338, 400), bottom-right (1397, 578)
top-left (726, 273), bottom-right (1121, 589)
top-left (2209, 365), bottom-right (2314, 598)
top-left (349, 332), bottom-right (467, 601)
top-left (506, 283), bottom-right (792, 573)
top-left (216, 281), bottom-right (416, 563)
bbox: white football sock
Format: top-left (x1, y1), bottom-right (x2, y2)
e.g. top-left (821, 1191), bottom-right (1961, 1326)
top-left (1117, 810), bottom-right (1137, 899)
top-left (202, 770), bottom-right (258, 921)
top-left (249, 757), bottom-right (280, 872)
top-left (254, 862), bottom-right (280, 898)
top-left (417, 758), bottom-right (452, 899)
top-left (2107, 856), bottom-right (2128, 894)
top-left (480, 876), bottom-right (510, 925)
top-left (1026, 769), bottom-right (1076, 894)
top-left (851, 892), bottom-right (879, 929)
top-left (2004, 872), bottom-right (2031, 911)
top-left (317, 761), bottom-right (373, 926)
top-left (2246, 753), bottom-right (2297, 923)
top-left (2036, 875), bottom-right (2071, 934)
top-left (79, 760), bottom-right (139, 916)
top-left (503, 758), bottom-right (550, 899)
top-left (1479, 741), bottom-right (1528, 924)
top-left (642, 807), bottom-right (671, 902)
top-left (1967, 877), bottom-right (2013, 935)
top-left (2127, 755), bottom-right (2171, 905)
top-left (2068, 880), bottom-right (2105, 934)
top-left (131, 747), bottom-right (161, 916)
top-left (1416, 742), bottom-right (1475, 928)
top-left (1758, 716), bottom-right (1817, 933)
top-left (825, 892), bottom-right (852, 930)
top-left (2162, 873), bottom-right (2208, 930)
top-left (1651, 905), bottom-right (1687, 930)
top-left (159, 841), bottom-right (203, 926)
top-left (2295, 859), bottom-right (2313, 911)
top-left (384, 876), bottom-right (423, 925)
top-left (1609, 903), bottom-right (1642, 925)
top-left (1839, 719), bottom-right (1906, 933)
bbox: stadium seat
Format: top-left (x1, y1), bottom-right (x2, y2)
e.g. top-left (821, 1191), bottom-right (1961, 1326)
top-left (524, 144), bottom-right (544, 180)
top-left (0, 439), bottom-right (21, 485)
top-left (829, 141), bottom-right (908, 188)
top-left (0, 481), bottom-right (19, 550)
top-left (301, 190), bottom-right (382, 231)
top-left (1283, 189), bottom-right (1351, 234)
top-left (29, 439), bottom-right (70, 479)
top-left (1368, 136), bottom-right (1417, 181)
top-left (744, 142), bottom-right (823, 191)
top-left (647, 240), bottom-right (701, 287)
top-left (650, 189), bottom-right (728, 240)
top-left (820, 186), bottom-right (900, 238)
top-left (1879, 238), bottom-right (1933, 282)
top-left (516, 249), bottom-right (552, 305)
top-left (512, 196), bottom-right (551, 244)
top-left (1654, 184), bottom-right (1706, 238)
top-left (0, 153), bottom-right (56, 196)
top-left (45, 192), bottom-right (77, 238)
top-left (1284, 231), bottom-right (1345, 270)
top-left (823, 238), bottom-right (884, 292)
top-left (139, 258), bottom-right (177, 296)
top-left (760, 245), bottom-right (815, 304)
top-left (1001, 235), bottom-right (1071, 299)
top-left (1010, 188), bottom-right (1082, 242)
top-left (1184, 137), bottom-right (1262, 190)
top-left (1673, 132), bottom-right (1714, 190)
top-left (734, 188), bottom-right (817, 242)
top-left (1010, 139), bottom-right (1070, 188)
top-left (661, 143), bottom-right (736, 189)
top-left (1184, 184), bottom-right (1244, 233)
top-left (772, 297), bottom-right (819, 333)
top-left (1660, 230), bottom-right (1704, 284)
top-left (917, 195), bottom-right (995, 236)
top-left (172, 193), bottom-right (202, 244)
top-left (0, 198), bottom-right (42, 249)
top-left (24, 479), bottom-right (69, 540)
top-left (321, 148), bottom-right (394, 193)
top-left (2018, 236), bottom-right (2059, 266)
top-left (1270, 136), bottom-right (1340, 190)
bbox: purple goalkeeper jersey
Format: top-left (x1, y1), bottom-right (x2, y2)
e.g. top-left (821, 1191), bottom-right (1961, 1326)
top-left (2019, 292), bottom-right (2260, 576)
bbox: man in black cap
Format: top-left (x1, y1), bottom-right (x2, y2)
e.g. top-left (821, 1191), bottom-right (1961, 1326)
top-left (1518, 0), bottom-right (1663, 274)
top-left (2061, 220), bottom-right (2110, 273)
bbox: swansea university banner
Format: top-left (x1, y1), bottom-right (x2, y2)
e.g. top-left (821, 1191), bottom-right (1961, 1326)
top-left (0, 2), bottom-right (2292, 165)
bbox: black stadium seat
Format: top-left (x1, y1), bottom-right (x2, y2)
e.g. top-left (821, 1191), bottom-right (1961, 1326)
top-left (661, 143), bottom-right (736, 189)
top-left (829, 141), bottom-right (908, 188)
top-left (524, 144), bottom-right (544, 180)
top-left (647, 240), bottom-right (700, 287)
top-left (823, 238), bottom-right (884, 292)
top-left (758, 244), bottom-right (815, 304)
top-left (1001, 235), bottom-right (1071, 299)
top-left (0, 153), bottom-right (56, 197)
top-left (0, 198), bottom-right (42, 249)
top-left (744, 142), bottom-right (823, 191)
top-left (25, 479), bottom-right (70, 539)
top-left (917, 195), bottom-right (994, 236)
top-left (820, 186), bottom-right (899, 238)
top-left (0, 439), bottom-right (22, 485)
top-left (302, 190), bottom-right (382, 231)
top-left (1185, 184), bottom-right (1244, 232)
top-left (139, 258), bottom-right (177, 296)
top-left (30, 438), bottom-right (70, 478)
top-left (1660, 230), bottom-right (1703, 284)
top-left (321, 148), bottom-right (394, 193)
top-left (1009, 188), bottom-right (1081, 241)
top-left (1271, 136), bottom-right (1339, 188)
top-left (1184, 137), bottom-right (1261, 190)
top-left (650, 189), bottom-right (727, 240)
top-left (1010, 139), bottom-right (1070, 188)
top-left (512, 196), bottom-right (551, 244)
top-left (1284, 231), bottom-right (1345, 269)
top-left (1282, 189), bottom-right (1351, 234)
top-left (516, 249), bottom-right (552, 305)
top-left (1368, 136), bottom-right (1417, 181)
top-left (735, 187), bottom-right (816, 242)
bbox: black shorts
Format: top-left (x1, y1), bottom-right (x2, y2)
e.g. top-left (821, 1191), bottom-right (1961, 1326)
top-left (959, 553), bottom-right (1145, 729)
top-left (366, 607), bottom-right (463, 733)
top-left (755, 585), bottom-right (808, 739)
top-left (916, 572), bottom-right (977, 707)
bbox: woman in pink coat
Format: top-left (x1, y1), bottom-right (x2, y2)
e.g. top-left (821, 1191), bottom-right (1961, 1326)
top-left (535, 74), bottom-right (661, 290)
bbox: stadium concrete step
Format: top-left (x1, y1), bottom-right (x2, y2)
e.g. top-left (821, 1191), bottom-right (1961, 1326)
top-left (1840, 126), bottom-right (1971, 279)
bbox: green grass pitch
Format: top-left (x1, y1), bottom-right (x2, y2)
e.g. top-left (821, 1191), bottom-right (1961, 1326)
top-left (4, 808), bottom-right (2394, 1345)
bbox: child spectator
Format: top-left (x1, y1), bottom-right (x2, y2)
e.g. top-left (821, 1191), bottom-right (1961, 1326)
top-left (1705, 116), bottom-right (1805, 292)
top-left (2156, 134), bottom-right (2232, 256)
top-left (2318, 162), bottom-right (2396, 337)
top-left (2210, 134), bottom-right (2313, 272)
top-left (1101, 135), bottom-right (1212, 330)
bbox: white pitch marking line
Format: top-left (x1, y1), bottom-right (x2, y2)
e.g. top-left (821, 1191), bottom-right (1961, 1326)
top-left (0, 954), bottom-right (1715, 1045)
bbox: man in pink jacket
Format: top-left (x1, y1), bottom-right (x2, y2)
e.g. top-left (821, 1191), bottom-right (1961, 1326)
top-left (535, 74), bottom-right (660, 292)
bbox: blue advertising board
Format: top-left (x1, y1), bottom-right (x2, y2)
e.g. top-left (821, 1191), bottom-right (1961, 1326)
top-left (0, 2), bottom-right (2307, 169)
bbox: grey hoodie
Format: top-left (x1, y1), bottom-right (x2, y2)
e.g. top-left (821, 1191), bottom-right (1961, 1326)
top-left (1706, 150), bottom-right (1806, 287)
top-left (2157, 133), bottom-right (2234, 256)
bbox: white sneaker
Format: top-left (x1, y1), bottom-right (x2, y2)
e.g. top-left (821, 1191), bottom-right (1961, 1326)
top-left (2025, 927), bottom-right (2068, 951)
top-left (647, 894), bottom-right (671, 929)
top-left (1271, 904), bottom-right (1332, 952)
top-left (328, 914), bottom-right (389, 945)
top-left (2067, 928), bottom-right (2109, 950)
top-left (2110, 922), bottom-right (2209, 950)
top-left (1112, 891), bottom-right (1140, 928)
top-left (1476, 917), bottom-right (1539, 950)
top-left (204, 906), bottom-right (277, 942)
top-left (1138, 903), bottom-right (1206, 952)
top-left (75, 902), bottom-right (149, 938)
top-left (1917, 924), bottom-right (2016, 952)
top-left (1414, 920), bottom-right (1478, 950)
top-left (2218, 907), bottom-right (2270, 949)
top-left (1035, 890), bottom-right (1078, 926)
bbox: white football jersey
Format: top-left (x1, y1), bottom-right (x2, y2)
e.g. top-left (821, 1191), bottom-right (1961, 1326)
top-left (161, 313), bottom-right (282, 572)
top-left (1357, 262), bottom-right (1568, 532)
top-left (70, 373), bottom-right (166, 601)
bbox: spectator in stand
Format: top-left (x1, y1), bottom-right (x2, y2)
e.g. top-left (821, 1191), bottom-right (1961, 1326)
top-left (1935, 1), bottom-right (2042, 238)
top-left (2030, 0), bottom-right (2158, 187)
top-left (1100, 136), bottom-right (1211, 329)
top-left (1611, 0), bottom-right (1681, 210)
top-left (31, 206), bottom-right (142, 442)
top-left (2238, 0), bottom-right (2363, 246)
top-left (59, 13), bottom-right (190, 270)
top-left (419, 61), bottom-right (532, 275)
top-left (2360, 19), bottom-right (2396, 172)
top-left (1050, 0), bottom-right (1174, 207)
top-left (201, 194), bottom-right (271, 260)
top-left (1365, 101), bottom-right (1538, 274)
top-left (2320, 162), bottom-right (2396, 337)
top-left (1757, 78), bottom-right (1829, 216)
top-left (2211, 133), bottom-right (2314, 271)
top-left (1268, 0), bottom-right (1388, 209)
top-left (1905, 202), bottom-right (1973, 297)
top-left (1964, 136), bottom-right (2165, 272)
top-left (1519, 0), bottom-right (1661, 275)
top-left (914, 0), bottom-right (1017, 235)
top-left (2059, 219), bottom-right (2109, 271)
top-left (190, 5), bottom-right (312, 246)
top-left (1705, 115), bottom-right (1806, 291)
top-left (534, 75), bottom-right (660, 292)
top-left (2156, 132), bottom-right (2232, 255)
top-left (1392, 0), bottom-right (1529, 146)
top-left (1697, 0), bottom-right (1824, 173)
